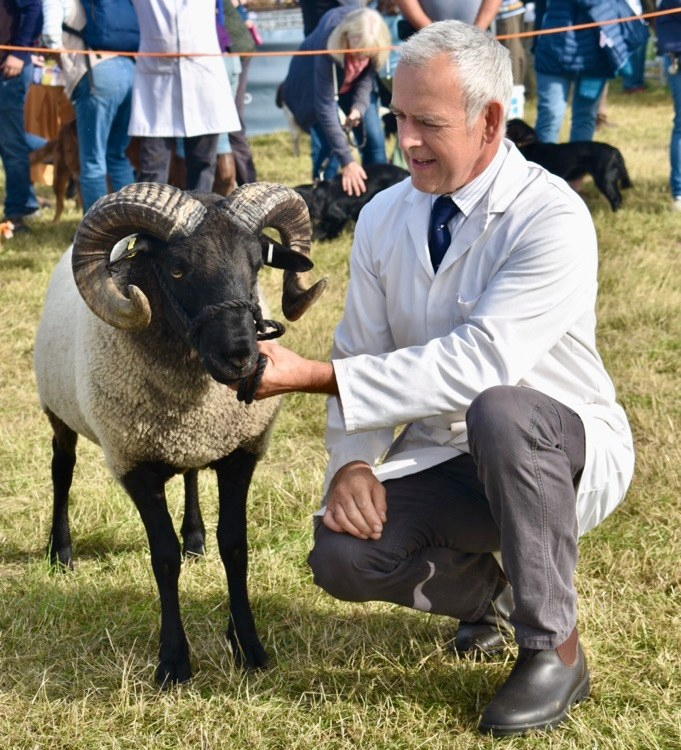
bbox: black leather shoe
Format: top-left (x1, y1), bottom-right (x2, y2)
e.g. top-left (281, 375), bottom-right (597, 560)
top-left (451, 583), bottom-right (514, 657)
top-left (478, 628), bottom-right (590, 737)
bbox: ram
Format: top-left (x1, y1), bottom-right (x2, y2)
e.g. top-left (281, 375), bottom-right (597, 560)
top-left (34, 181), bottom-right (326, 686)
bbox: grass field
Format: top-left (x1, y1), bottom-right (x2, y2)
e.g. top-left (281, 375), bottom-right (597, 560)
top-left (0, 82), bottom-right (680, 749)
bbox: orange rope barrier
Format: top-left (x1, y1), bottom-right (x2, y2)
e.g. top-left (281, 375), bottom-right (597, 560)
top-left (495, 7), bottom-right (680, 42)
top-left (1, 8), bottom-right (680, 60)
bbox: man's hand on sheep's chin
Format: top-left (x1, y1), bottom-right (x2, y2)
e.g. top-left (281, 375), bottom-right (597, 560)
top-left (247, 341), bottom-right (338, 399)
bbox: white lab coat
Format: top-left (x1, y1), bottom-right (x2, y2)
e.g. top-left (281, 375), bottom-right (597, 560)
top-left (129, 0), bottom-right (239, 137)
top-left (325, 141), bottom-right (635, 536)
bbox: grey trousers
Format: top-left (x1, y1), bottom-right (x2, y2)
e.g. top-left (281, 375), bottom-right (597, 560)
top-left (228, 56), bottom-right (257, 186)
top-left (136, 134), bottom-right (218, 193)
top-left (308, 385), bottom-right (586, 650)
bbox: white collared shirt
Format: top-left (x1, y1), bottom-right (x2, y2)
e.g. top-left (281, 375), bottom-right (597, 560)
top-left (432, 144), bottom-right (507, 237)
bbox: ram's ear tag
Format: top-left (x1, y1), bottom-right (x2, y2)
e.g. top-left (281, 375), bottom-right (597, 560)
top-left (260, 234), bottom-right (314, 272)
top-left (108, 233), bottom-right (141, 267)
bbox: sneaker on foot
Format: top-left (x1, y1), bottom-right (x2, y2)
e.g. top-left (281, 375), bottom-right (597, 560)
top-left (3, 215), bottom-right (31, 233)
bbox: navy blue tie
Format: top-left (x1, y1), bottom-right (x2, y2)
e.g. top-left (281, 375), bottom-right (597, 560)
top-left (428, 196), bottom-right (459, 272)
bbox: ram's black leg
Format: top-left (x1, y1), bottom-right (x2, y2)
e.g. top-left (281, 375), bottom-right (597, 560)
top-left (212, 448), bottom-right (267, 670)
top-left (46, 410), bottom-right (78, 569)
top-left (181, 468), bottom-right (206, 557)
top-left (122, 461), bottom-right (191, 687)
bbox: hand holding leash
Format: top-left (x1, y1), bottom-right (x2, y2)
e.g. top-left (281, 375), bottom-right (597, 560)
top-left (343, 108), bottom-right (362, 131)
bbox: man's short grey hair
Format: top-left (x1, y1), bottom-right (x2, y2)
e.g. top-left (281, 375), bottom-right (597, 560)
top-left (398, 21), bottom-right (513, 128)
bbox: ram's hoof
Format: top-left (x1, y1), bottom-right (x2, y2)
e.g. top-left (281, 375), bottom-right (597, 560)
top-left (47, 545), bottom-right (73, 571)
top-left (182, 534), bottom-right (206, 559)
top-left (227, 625), bottom-right (269, 671)
top-left (156, 658), bottom-right (192, 689)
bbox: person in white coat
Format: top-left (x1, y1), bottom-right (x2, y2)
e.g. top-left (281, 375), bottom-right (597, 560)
top-left (128, 0), bottom-right (240, 192)
top-left (243, 21), bottom-right (634, 737)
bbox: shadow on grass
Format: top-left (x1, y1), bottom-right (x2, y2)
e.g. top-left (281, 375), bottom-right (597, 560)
top-left (0, 527), bottom-right (148, 566)
top-left (0, 570), bottom-right (509, 730)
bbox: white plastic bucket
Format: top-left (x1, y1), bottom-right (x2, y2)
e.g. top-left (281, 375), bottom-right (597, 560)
top-left (509, 85), bottom-right (526, 120)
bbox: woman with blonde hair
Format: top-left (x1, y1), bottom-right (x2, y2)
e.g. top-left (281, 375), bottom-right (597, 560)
top-left (283, 6), bottom-right (392, 196)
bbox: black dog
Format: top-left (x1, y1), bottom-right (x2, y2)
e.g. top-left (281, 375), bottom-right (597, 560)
top-left (295, 163), bottom-right (409, 240)
top-left (506, 118), bottom-right (632, 211)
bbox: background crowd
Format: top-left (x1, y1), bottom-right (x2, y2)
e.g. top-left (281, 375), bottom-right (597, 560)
top-left (0, 0), bottom-right (259, 232)
top-left (0, 0), bottom-right (679, 232)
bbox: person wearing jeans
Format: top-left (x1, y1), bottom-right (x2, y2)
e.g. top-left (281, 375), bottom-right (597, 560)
top-left (621, 0), bottom-right (647, 93)
top-left (655, 0), bottom-right (681, 209)
top-left (532, 0), bottom-right (642, 144)
top-left (621, 41), bottom-right (648, 93)
top-left (0, 0), bottom-right (42, 228)
top-left (70, 56), bottom-right (135, 212)
top-left (668, 67), bottom-right (681, 207)
top-left (534, 73), bottom-right (607, 143)
top-left (282, 6), bottom-right (391, 196)
top-left (0, 63), bottom-right (41, 224)
top-left (310, 88), bottom-right (387, 182)
top-left (41, 0), bottom-right (136, 214)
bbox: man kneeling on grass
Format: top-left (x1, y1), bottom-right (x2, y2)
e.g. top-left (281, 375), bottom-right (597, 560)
top-left (241, 20), bottom-right (635, 737)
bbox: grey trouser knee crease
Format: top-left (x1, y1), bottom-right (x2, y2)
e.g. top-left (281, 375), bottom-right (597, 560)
top-left (308, 385), bottom-right (586, 650)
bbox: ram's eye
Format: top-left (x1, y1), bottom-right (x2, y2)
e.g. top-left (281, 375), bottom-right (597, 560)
top-left (170, 269), bottom-right (183, 279)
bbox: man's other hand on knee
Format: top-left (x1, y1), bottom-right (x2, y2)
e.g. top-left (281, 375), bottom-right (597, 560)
top-left (324, 462), bottom-right (387, 540)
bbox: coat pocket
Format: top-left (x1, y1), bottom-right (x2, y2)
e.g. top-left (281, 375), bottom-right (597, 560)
top-left (456, 291), bottom-right (483, 321)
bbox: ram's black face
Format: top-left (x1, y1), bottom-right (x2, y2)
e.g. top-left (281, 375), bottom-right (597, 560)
top-left (146, 221), bottom-right (265, 385)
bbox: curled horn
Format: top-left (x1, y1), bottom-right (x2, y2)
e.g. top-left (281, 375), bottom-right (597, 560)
top-left (222, 182), bottom-right (327, 321)
top-left (71, 183), bottom-right (207, 329)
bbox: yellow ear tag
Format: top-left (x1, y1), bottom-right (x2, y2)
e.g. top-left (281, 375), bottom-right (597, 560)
top-left (125, 235), bottom-right (137, 260)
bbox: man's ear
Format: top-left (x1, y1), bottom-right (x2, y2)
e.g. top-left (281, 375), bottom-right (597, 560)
top-left (483, 101), bottom-right (505, 143)
top-left (259, 234), bottom-right (314, 272)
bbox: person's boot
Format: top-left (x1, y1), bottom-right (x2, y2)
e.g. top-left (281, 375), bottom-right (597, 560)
top-left (451, 583), bottom-right (514, 657)
top-left (478, 627), bottom-right (590, 737)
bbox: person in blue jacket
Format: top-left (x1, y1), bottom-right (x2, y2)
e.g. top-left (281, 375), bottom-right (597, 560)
top-left (532, 0), bottom-right (647, 143)
top-left (282, 6), bottom-right (391, 196)
top-left (656, 0), bottom-right (681, 210)
top-left (0, 0), bottom-right (43, 231)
